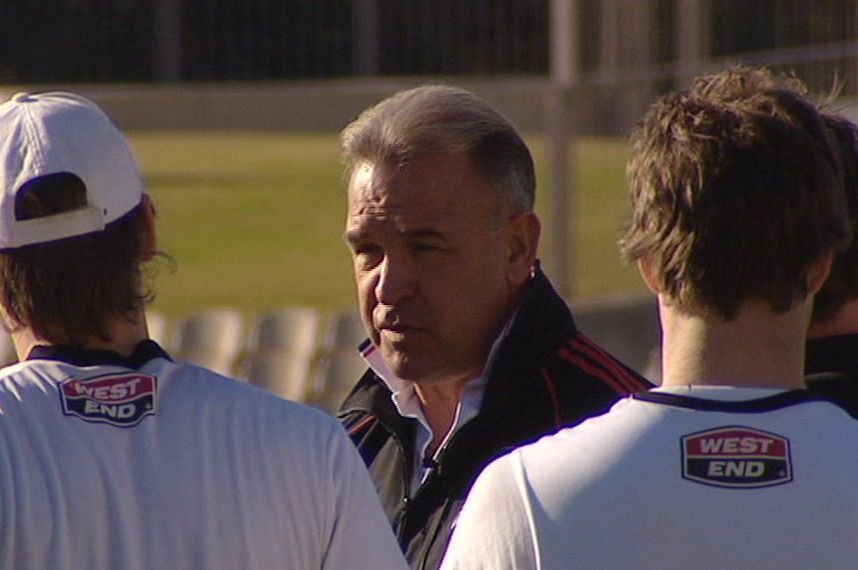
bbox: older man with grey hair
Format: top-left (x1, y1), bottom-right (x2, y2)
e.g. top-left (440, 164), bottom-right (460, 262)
top-left (338, 84), bottom-right (651, 569)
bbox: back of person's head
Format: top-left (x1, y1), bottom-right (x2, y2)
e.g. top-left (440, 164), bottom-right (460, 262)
top-left (812, 113), bottom-right (858, 323)
top-left (619, 66), bottom-right (851, 320)
top-left (340, 84), bottom-right (536, 217)
top-left (0, 92), bottom-right (150, 347)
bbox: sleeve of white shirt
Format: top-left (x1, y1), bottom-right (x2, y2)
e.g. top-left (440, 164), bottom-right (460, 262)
top-left (321, 424), bottom-right (409, 570)
top-left (440, 450), bottom-right (539, 570)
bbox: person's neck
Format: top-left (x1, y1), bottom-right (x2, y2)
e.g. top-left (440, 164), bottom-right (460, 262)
top-left (11, 311), bottom-right (151, 361)
top-left (807, 298), bottom-right (858, 338)
top-left (659, 298), bottom-right (810, 390)
top-left (414, 374), bottom-right (476, 455)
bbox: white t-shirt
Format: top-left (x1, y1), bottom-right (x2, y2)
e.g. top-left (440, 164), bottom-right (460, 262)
top-left (0, 345), bottom-right (408, 570)
top-left (441, 386), bottom-right (858, 570)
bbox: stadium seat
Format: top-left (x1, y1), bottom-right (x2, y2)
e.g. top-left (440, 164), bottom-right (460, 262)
top-left (309, 348), bottom-right (367, 414)
top-left (247, 306), bottom-right (320, 355)
top-left (321, 310), bottom-right (366, 352)
top-left (241, 353), bottom-right (315, 401)
top-left (171, 308), bottom-right (246, 376)
top-left (240, 306), bottom-right (322, 401)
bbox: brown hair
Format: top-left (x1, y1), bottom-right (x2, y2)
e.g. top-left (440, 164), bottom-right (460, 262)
top-left (619, 66), bottom-right (851, 320)
top-left (0, 175), bottom-right (152, 347)
top-left (812, 112), bottom-right (858, 322)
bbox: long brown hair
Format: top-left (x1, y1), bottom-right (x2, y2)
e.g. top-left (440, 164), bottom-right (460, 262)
top-left (0, 174), bottom-right (152, 347)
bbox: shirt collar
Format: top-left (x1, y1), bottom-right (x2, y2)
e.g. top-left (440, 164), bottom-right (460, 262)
top-left (360, 310), bottom-right (517, 439)
top-left (360, 317), bottom-right (515, 493)
top-left (651, 385), bottom-right (790, 400)
top-left (26, 339), bottom-right (172, 369)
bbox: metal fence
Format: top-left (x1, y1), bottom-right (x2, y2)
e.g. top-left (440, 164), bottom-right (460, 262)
top-left (1, 0), bottom-right (856, 91)
top-left (0, 0), bottom-right (549, 83)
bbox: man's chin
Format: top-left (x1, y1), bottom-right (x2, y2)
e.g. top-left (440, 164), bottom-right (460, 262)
top-left (380, 349), bottom-right (432, 383)
top-left (385, 359), bottom-right (423, 382)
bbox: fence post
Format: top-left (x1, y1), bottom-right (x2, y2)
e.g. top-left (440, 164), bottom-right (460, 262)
top-left (154, 0), bottom-right (182, 82)
top-left (676, 0), bottom-right (707, 87)
top-left (547, 0), bottom-right (579, 299)
top-left (352, 0), bottom-right (381, 76)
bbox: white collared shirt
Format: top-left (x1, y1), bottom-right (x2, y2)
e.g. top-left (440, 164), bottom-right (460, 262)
top-left (361, 318), bottom-right (514, 495)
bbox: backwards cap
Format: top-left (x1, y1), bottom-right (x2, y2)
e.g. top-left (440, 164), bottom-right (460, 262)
top-left (0, 92), bottom-right (143, 248)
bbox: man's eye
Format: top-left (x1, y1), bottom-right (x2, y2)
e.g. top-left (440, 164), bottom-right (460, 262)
top-left (352, 245), bottom-right (382, 265)
top-left (412, 243), bottom-right (441, 253)
top-left (351, 242), bottom-right (378, 255)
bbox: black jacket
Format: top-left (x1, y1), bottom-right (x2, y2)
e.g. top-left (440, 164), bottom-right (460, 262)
top-left (805, 334), bottom-right (858, 418)
top-left (338, 268), bottom-right (652, 569)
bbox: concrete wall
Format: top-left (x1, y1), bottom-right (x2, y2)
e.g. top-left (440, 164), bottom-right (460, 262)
top-left (0, 77), bottom-right (654, 136)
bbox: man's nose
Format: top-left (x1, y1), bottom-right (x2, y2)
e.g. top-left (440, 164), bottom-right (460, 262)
top-left (374, 254), bottom-right (415, 304)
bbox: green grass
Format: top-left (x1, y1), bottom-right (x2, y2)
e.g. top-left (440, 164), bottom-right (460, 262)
top-left (127, 131), bottom-right (645, 320)
top-left (569, 137), bottom-right (643, 296)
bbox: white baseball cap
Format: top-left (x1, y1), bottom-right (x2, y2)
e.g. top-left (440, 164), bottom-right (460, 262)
top-left (0, 91), bottom-right (143, 249)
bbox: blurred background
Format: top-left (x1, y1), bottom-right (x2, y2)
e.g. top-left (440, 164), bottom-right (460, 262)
top-left (0, 0), bottom-right (855, 403)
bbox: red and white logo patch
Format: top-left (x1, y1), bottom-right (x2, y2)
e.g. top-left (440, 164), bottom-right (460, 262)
top-left (59, 373), bottom-right (157, 427)
top-left (681, 426), bottom-right (792, 489)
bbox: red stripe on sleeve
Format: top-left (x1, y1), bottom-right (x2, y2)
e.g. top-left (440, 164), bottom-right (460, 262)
top-left (559, 345), bottom-right (628, 394)
top-left (346, 415), bottom-right (377, 437)
top-left (568, 334), bottom-right (650, 392)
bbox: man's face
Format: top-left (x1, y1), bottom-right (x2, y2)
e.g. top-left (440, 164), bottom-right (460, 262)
top-left (345, 152), bottom-right (527, 386)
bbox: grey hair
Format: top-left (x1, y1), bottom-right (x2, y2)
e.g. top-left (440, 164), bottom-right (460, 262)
top-left (340, 84), bottom-right (536, 215)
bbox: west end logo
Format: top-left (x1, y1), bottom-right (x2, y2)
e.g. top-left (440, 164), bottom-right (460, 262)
top-left (681, 426), bottom-right (792, 489)
top-left (59, 373), bottom-right (157, 427)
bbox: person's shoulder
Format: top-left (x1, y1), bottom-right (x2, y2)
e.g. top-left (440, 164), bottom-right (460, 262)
top-left (0, 358), bottom-right (93, 393)
top-left (156, 359), bottom-right (340, 428)
top-left (554, 392), bottom-right (636, 430)
top-left (526, 394), bottom-right (639, 447)
top-left (0, 359), bottom-right (35, 382)
top-left (0, 362), bottom-right (45, 406)
top-left (489, 398), bottom-right (644, 489)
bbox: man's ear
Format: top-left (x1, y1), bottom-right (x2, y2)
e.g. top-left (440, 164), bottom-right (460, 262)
top-left (637, 256), bottom-right (662, 294)
top-left (139, 194), bottom-right (158, 262)
top-left (505, 212), bottom-right (541, 286)
top-left (806, 250), bottom-right (834, 296)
